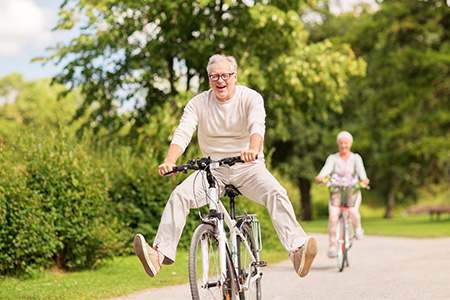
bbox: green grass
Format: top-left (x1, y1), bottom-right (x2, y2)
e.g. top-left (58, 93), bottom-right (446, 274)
top-left (301, 214), bottom-right (450, 238)
top-left (0, 247), bottom-right (287, 300)
top-left (1, 214), bottom-right (449, 300)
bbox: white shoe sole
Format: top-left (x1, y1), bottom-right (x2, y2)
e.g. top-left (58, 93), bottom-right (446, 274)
top-left (299, 237), bottom-right (318, 278)
top-left (134, 234), bottom-right (157, 277)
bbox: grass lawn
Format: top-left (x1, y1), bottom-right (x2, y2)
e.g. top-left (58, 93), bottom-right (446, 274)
top-left (301, 214), bottom-right (450, 238)
top-left (1, 214), bottom-right (449, 300)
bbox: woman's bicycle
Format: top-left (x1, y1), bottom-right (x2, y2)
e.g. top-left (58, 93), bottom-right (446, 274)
top-left (165, 156), bottom-right (265, 300)
top-left (321, 174), bottom-right (369, 272)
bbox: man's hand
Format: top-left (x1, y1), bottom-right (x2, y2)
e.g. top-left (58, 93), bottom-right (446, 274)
top-left (158, 144), bottom-right (183, 177)
top-left (158, 162), bottom-right (177, 177)
top-left (241, 133), bottom-right (263, 162)
top-left (240, 149), bottom-right (258, 162)
top-left (315, 175), bottom-right (323, 183)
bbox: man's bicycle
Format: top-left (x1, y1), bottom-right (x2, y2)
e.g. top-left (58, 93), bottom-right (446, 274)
top-left (321, 174), bottom-right (369, 272)
top-left (165, 156), bottom-right (265, 300)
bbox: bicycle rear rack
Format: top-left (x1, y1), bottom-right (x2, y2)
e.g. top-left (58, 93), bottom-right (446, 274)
top-left (235, 212), bottom-right (263, 252)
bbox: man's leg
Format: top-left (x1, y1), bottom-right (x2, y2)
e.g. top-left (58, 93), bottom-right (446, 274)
top-left (134, 171), bottom-right (209, 277)
top-left (229, 160), bottom-right (317, 277)
top-left (154, 171), bottom-right (209, 263)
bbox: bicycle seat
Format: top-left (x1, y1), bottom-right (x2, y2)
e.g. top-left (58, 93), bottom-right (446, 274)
top-left (225, 184), bottom-right (241, 198)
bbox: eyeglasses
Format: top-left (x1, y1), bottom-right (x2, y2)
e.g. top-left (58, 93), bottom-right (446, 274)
top-left (208, 72), bottom-right (235, 82)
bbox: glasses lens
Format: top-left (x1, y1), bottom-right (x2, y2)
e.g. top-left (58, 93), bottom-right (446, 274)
top-left (210, 74), bottom-right (219, 81)
top-left (221, 73), bottom-right (231, 80)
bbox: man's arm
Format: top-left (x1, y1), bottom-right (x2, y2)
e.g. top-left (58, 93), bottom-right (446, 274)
top-left (158, 144), bottom-right (184, 177)
top-left (240, 133), bottom-right (263, 162)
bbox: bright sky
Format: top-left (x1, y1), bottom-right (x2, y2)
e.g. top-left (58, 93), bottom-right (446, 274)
top-left (0, 0), bottom-right (378, 82)
top-left (0, 0), bottom-right (73, 80)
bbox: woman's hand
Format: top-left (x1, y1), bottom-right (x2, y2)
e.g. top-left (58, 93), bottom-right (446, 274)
top-left (315, 175), bottom-right (323, 183)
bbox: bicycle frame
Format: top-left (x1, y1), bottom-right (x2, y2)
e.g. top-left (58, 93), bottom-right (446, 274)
top-left (335, 186), bottom-right (358, 272)
top-left (203, 163), bottom-right (262, 292)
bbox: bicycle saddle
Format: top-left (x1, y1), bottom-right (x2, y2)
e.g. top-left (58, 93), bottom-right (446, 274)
top-left (224, 184), bottom-right (241, 198)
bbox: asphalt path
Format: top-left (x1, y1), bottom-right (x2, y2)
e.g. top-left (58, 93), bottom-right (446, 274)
top-left (108, 233), bottom-right (450, 300)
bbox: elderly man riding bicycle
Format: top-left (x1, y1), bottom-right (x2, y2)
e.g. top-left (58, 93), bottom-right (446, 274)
top-left (134, 54), bottom-right (318, 279)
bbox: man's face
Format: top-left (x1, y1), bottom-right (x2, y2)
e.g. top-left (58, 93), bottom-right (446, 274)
top-left (209, 60), bottom-right (237, 102)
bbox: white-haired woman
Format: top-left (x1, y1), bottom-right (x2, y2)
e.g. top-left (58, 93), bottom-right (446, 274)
top-left (315, 131), bottom-right (370, 258)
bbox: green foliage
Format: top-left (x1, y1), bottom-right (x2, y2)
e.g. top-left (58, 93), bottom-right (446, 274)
top-left (0, 129), bottom-right (126, 276)
top-left (0, 74), bottom-right (83, 143)
top-left (307, 0), bottom-right (450, 216)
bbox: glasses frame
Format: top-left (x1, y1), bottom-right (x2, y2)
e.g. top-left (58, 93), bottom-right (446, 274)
top-left (208, 72), bottom-right (235, 82)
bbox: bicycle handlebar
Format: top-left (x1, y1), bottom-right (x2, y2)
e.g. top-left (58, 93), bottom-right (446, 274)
top-left (163, 156), bottom-right (246, 176)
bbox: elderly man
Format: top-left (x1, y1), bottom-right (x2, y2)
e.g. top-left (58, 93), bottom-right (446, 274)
top-left (134, 54), bottom-right (317, 278)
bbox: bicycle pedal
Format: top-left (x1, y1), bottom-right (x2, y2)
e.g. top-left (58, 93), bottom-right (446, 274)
top-left (252, 261), bottom-right (267, 267)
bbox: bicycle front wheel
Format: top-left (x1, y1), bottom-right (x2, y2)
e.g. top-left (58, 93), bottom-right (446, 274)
top-left (237, 223), bottom-right (261, 300)
top-left (189, 223), bottom-right (238, 300)
top-left (336, 213), bottom-right (346, 272)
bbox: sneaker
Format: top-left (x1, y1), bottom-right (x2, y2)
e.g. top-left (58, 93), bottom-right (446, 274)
top-left (134, 234), bottom-right (162, 277)
top-left (355, 228), bottom-right (364, 240)
top-left (327, 246), bottom-right (337, 258)
top-left (290, 236), bottom-right (318, 278)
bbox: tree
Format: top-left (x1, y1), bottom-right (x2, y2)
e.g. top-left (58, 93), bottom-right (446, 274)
top-left (0, 74), bottom-right (81, 140)
top-left (39, 0), bottom-right (365, 220)
top-left (234, 6), bottom-right (366, 220)
top-left (310, 0), bottom-right (450, 217)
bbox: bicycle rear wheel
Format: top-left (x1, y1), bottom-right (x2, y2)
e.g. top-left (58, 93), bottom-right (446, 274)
top-left (237, 223), bottom-right (261, 300)
top-left (336, 214), bottom-right (346, 272)
top-left (189, 223), bottom-right (239, 300)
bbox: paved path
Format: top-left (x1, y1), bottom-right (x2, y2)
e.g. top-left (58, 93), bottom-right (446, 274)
top-left (108, 233), bottom-right (450, 299)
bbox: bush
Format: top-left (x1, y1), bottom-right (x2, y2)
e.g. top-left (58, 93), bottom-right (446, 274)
top-left (98, 144), bottom-right (202, 251)
top-left (0, 129), bottom-right (126, 276)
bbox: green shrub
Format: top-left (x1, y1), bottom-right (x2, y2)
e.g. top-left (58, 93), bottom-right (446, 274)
top-left (98, 144), bottom-right (202, 251)
top-left (0, 130), bottom-right (126, 276)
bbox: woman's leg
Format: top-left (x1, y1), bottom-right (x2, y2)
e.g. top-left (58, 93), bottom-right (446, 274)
top-left (328, 198), bottom-right (340, 249)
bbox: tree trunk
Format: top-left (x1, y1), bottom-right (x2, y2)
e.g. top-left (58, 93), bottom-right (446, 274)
top-left (298, 177), bottom-right (313, 221)
top-left (168, 56), bottom-right (177, 96)
top-left (385, 190), bottom-right (395, 218)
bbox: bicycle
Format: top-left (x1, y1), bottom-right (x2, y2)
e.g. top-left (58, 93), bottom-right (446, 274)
top-left (165, 156), bottom-right (265, 300)
top-left (320, 174), bottom-right (369, 272)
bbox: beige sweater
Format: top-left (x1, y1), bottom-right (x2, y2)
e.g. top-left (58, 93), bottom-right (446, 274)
top-left (318, 152), bottom-right (368, 180)
top-left (171, 85), bottom-right (266, 160)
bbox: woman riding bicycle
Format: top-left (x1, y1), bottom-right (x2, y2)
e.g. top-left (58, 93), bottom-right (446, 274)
top-left (134, 54), bottom-right (317, 279)
top-left (315, 131), bottom-right (370, 258)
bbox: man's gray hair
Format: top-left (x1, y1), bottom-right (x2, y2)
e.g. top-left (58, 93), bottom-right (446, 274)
top-left (337, 131), bottom-right (353, 144)
top-left (207, 54), bottom-right (238, 74)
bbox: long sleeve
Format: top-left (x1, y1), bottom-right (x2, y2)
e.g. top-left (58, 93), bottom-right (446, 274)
top-left (171, 98), bottom-right (199, 152)
top-left (318, 154), bottom-right (336, 178)
top-left (169, 86), bottom-right (266, 160)
top-left (354, 154), bottom-right (368, 180)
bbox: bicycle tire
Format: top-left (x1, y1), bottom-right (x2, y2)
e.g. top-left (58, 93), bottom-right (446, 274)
top-left (337, 213), bottom-right (346, 272)
top-left (237, 223), bottom-right (261, 300)
top-left (189, 223), bottom-right (239, 300)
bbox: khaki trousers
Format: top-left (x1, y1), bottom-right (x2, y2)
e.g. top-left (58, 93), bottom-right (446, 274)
top-left (154, 159), bottom-right (307, 264)
top-left (328, 191), bottom-right (362, 248)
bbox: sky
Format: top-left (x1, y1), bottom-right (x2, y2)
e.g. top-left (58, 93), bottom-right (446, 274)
top-left (0, 0), bottom-right (73, 81)
top-left (0, 0), bottom-right (378, 82)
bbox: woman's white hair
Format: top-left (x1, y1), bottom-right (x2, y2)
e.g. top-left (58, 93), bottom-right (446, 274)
top-left (337, 131), bottom-right (353, 144)
top-left (206, 54), bottom-right (237, 74)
